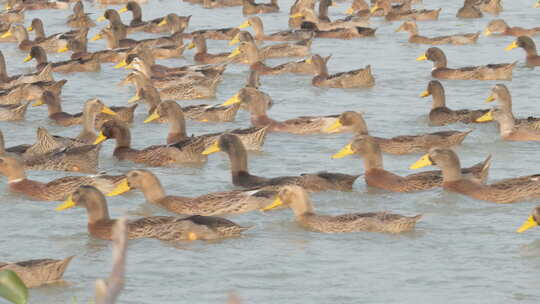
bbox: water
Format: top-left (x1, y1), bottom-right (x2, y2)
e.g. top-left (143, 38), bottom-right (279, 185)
top-left (1, 0), bottom-right (540, 303)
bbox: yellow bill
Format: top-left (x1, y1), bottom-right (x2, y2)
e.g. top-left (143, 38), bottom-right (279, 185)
top-left (101, 106), bottom-right (117, 115)
top-left (158, 18), bottom-right (168, 27)
top-left (517, 215), bottom-right (538, 233)
top-left (144, 111), bottom-right (160, 123)
top-left (118, 6), bottom-right (128, 13)
top-left (93, 132), bottom-right (107, 145)
top-left (228, 34), bottom-right (240, 46)
top-left (56, 195), bottom-right (76, 211)
top-left (483, 29), bottom-right (492, 36)
top-left (114, 60), bottom-right (127, 69)
top-left (238, 20), bottom-right (250, 29)
top-left (188, 232), bottom-right (198, 241)
top-left (331, 143), bottom-right (354, 159)
top-left (504, 41), bottom-right (518, 51)
top-left (57, 46), bottom-right (69, 53)
top-left (370, 5), bottom-right (379, 13)
top-left (344, 7), bottom-right (354, 14)
top-left (32, 100), bottom-right (44, 107)
top-left (128, 93), bottom-right (140, 103)
top-left (410, 154), bottom-right (432, 169)
top-left (106, 179), bottom-right (131, 196)
top-left (475, 110), bottom-right (493, 122)
top-left (1, 31), bottom-right (12, 38)
top-left (228, 47), bottom-right (242, 58)
top-left (324, 119), bottom-right (343, 133)
top-left (484, 94), bottom-right (495, 103)
top-left (289, 12), bottom-right (303, 18)
top-left (23, 55), bottom-right (32, 63)
top-left (221, 93), bottom-right (240, 106)
top-left (27, 26), bottom-right (33, 32)
top-left (420, 90), bottom-right (430, 98)
top-left (261, 196), bottom-right (283, 211)
top-left (202, 140), bottom-right (220, 155)
top-left (305, 56), bottom-right (313, 64)
top-left (187, 42), bottom-right (195, 50)
top-left (90, 33), bottom-right (102, 41)
top-left (97, 15), bottom-right (106, 22)
top-left (416, 54), bottom-right (427, 61)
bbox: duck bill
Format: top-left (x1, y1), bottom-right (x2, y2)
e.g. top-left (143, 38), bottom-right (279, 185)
top-left (187, 42), bottom-right (195, 50)
top-left (517, 216), bottom-right (538, 233)
top-left (228, 47), bottom-right (241, 58)
top-left (416, 54), bottom-right (427, 61)
top-left (221, 93), bottom-right (240, 106)
top-left (90, 34), bottom-right (102, 41)
top-left (27, 26), bottom-right (33, 32)
top-left (128, 94), bottom-right (140, 103)
top-left (410, 154), bottom-right (432, 169)
top-left (324, 119), bottom-right (343, 133)
top-left (106, 179), bottom-right (131, 196)
top-left (23, 55), bottom-right (32, 63)
top-left (97, 15), bottom-right (106, 22)
top-left (305, 56), bottom-right (313, 64)
top-left (331, 143), bottom-right (354, 159)
top-left (484, 94), bottom-right (496, 103)
top-left (475, 111), bottom-right (493, 122)
top-left (187, 232), bottom-right (198, 241)
top-left (289, 12), bottom-right (303, 18)
top-left (56, 195), bottom-right (76, 211)
top-left (238, 21), bottom-right (250, 29)
top-left (118, 6), bottom-right (128, 13)
top-left (101, 106), bottom-right (117, 115)
top-left (57, 46), bottom-right (69, 53)
top-left (144, 111), bottom-right (160, 123)
top-left (369, 5), bottom-right (379, 13)
top-left (93, 132), bottom-right (107, 145)
top-left (504, 41), bottom-right (518, 51)
top-left (0, 31), bottom-right (11, 38)
top-left (158, 19), bottom-right (168, 27)
top-left (228, 34), bottom-right (240, 46)
top-left (261, 197), bottom-right (284, 211)
top-left (420, 90), bottom-right (430, 98)
top-left (32, 100), bottom-right (44, 107)
top-left (202, 141), bottom-right (220, 155)
top-left (114, 60), bottom-right (127, 69)
top-left (483, 29), bottom-right (492, 36)
top-left (344, 7), bottom-right (354, 14)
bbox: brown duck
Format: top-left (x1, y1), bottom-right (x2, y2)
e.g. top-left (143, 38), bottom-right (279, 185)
top-left (484, 84), bottom-right (540, 130)
top-left (505, 36), bottom-right (540, 67)
top-left (456, 0), bottom-right (482, 18)
top-left (476, 109), bottom-right (540, 141)
top-left (242, 0), bottom-right (279, 15)
top-left (311, 54), bottom-right (374, 88)
top-left (371, 0), bottom-right (440, 21)
top-left (396, 21), bottom-right (479, 45)
top-left (25, 46), bottom-right (100, 73)
top-left (484, 19), bottom-right (540, 37)
top-left (0, 256), bottom-right (74, 288)
top-left (516, 206), bottom-right (540, 233)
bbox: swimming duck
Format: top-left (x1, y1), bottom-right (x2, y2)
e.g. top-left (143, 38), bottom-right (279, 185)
top-left (157, 13), bottom-right (191, 36)
top-left (310, 54), bottom-right (374, 88)
top-left (118, 1), bottom-right (168, 33)
top-left (476, 109), bottom-right (540, 141)
top-left (325, 111), bottom-right (473, 154)
top-left (293, 8), bottom-right (371, 31)
top-left (202, 0), bottom-right (242, 8)
top-left (484, 19), bottom-right (540, 37)
top-left (484, 84), bottom-right (540, 129)
top-left (0, 156), bottom-right (125, 201)
top-left (516, 206), bottom-right (540, 232)
top-left (27, 18), bottom-right (81, 45)
top-left (108, 169), bottom-right (274, 216)
top-left (0, 52), bottom-right (54, 89)
top-left (203, 134), bottom-right (359, 192)
top-left (242, 0), bottom-right (279, 15)
top-left (96, 9), bottom-right (140, 36)
top-left (56, 185), bottom-right (249, 241)
top-left (189, 34), bottom-right (234, 64)
top-left (395, 21), bottom-right (479, 45)
top-left (371, 0), bottom-right (440, 21)
top-left (0, 256), bottom-right (74, 288)
top-left (67, 1), bottom-right (95, 28)
top-left (416, 47), bottom-right (516, 80)
top-left (0, 102), bottom-right (29, 121)
top-left (230, 31), bottom-right (312, 59)
top-left (6, 0), bottom-right (69, 10)
top-left (1, 24), bottom-right (67, 52)
top-left (317, 0), bottom-right (370, 28)
top-left (186, 25), bottom-right (239, 41)
top-left (478, 0), bottom-right (502, 15)
top-left (0, 8), bottom-right (24, 25)
top-left (25, 46), bottom-right (100, 73)
top-left (0, 80), bottom-right (66, 105)
top-left (332, 135), bottom-right (490, 192)
top-left (228, 41), bottom-right (303, 75)
top-left (289, 0), bottom-right (316, 28)
top-left (237, 16), bottom-right (313, 41)
top-left (421, 80), bottom-right (489, 125)
top-left (505, 36), bottom-right (540, 67)
top-left (261, 185), bottom-right (422, 233)
top-left (299, 20), bottom-right (377, 39)
top-left (223, 69), bottom-right (272, 111)
top-left (411, 148), bottom-right (540, 203)
top-left (456, 0), bottom-right (482, 18)
top-left (91, 26), bottom-right (172, 50)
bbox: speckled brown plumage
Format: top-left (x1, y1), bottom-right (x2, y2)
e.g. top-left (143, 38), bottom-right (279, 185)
top-left (0, 256), bottom-right (74, 288)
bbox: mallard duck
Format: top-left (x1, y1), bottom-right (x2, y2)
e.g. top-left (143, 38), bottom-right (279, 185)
top-left (411, 148), bottom-right (540, 203)
top-left (0, 51), bottom-right (54, 89)
top-left (396, 21), bottom-right (479, 45)
top-left (25, 46), bottom-right (100, 73)
top-left (476, 109), bottom-right (540, 141)
top-left (6, 0), bottom-right (68, 10)
top-left (416, 47), bottom-right (516, 80)
top-left (326, 111), bottom-right (473, 154)
top-left (203, 134), bottom-right (359, 192)
top-left (186, 26), bottom-right (239, 41)
top-left (0, 256), bottom-right (73, 288)
top-left (118, 1), bottom-right (168, 33)
top-left (0, 80), bottom-right (66, 105)
top-left (505, 36), bottom-right (540, 67)
top-left (484, 84), bottom-right (540, 129)
top-left (289, 0), bottom-right (316, 28)
top-left (1, 24), bottom-right (67, 52)
top-left (344, 0), bottom-right (372, 16)
top-left (56, 185), bottom-right (249, 241)
top-left (67, 1), bottom-right (95, 28)
top-left (96, 9), bottom-right (140, 36)
top-left (189, 34), bottom-right (233, 64)
top-left (484, 19), bottom-right (540, 37)
top-left (237, 16), bottom-right (313, 41)
top-left (317, 0), bottom-right (370, 28)
top-left (157, 13), bottom-right (191, 36)
top-left (28, 18), bottom-right (81, 44)
top-left (203, 0), bottom-right (242, 9)
top-left (143, 100), bottom-right (267, 150)
top-left (223, 69), bottom-right (273, 112)
top-left (91, 26), bottom-right (152, 50)
top-left (332, 135), bottom-right (490, 192)
top-left (0, 156), bottom-right (125, 201)
top-left (371, 0), bottom-right (440, 21)
top-left (242, 0), bottom-right (279, 15)
top-left (456, 0), bottom-right (482, 18)
top-left (293, 8), bottom-right (372, 32)
top-left (0, 102), bottom-right (29, 121)
top-left (421, 80), bottom-right (489, 125)
top-left (230, 31), bottom-right (312, 59)
top-left (310, 54), bottom-right (374, 88)
top-left (108, 169), bottom-right (274, 216)
top-left (516, 206), bottom-right (540, 232)
top-left (261, 185), bottom-right (422, 233)
top-left (479, 0), bottom-right (502, 15)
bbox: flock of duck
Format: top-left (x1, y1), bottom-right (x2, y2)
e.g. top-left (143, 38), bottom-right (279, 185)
top-left (0, 0), bottom-right (539, 299)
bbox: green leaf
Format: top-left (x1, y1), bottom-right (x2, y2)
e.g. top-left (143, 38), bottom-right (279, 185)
top-left (0, 270), bottom-right (28, 304)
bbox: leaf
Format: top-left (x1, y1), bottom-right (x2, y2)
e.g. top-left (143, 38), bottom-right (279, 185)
top-left (0, 270), bottom-right (28, 304)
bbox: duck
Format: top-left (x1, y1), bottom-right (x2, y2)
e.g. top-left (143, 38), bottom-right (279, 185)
top-left (0, 8), bottom-right (24, 25)
top-left (91, 26), bottom-right (172, 50)
top-left (228, 41), bottom-right (302, 75)
top-left (143, 100), bottom-right (267, 150)
top-left (0, 156), bottom-right (126, 201)
top-left (371, 0), bottom-right (440, 21)
top-left (6, 0), bottom-right (69, 10)
top-left (118, 1), bottom-right (168, 33)
top-left (186, 25), bottom-right (239, 41)
top-left (325, 111), bottom-right (473, 154)
top-left (55, 185), bottom-right (249, 241)
top-left (456, 0), bottom-right (482, 18)
top-left (484, 19), bottom-right (540, 37)
top-left (416, 47), bottom-right (516, 80)
top-left (0, 80), bottom-right (66, 105)
top-left (317, 0), bottom-right (370, 28)
top-left (395, 21), bottom-right (479, 45)
top-left (67, 1), bottom-right (95, 28)
top-left (230, 31), bottom-right (312, 59)
top-left (479, 0), bottom-right (502, 15)
top-left (222, 69), bottom-right (273, 111)
top-left (289, 0), bottom-right (316, 28)
top-left (25, 46), bottom-right (100, 73)
top-left (27, 18), bottom-right (81, 45)
top-left (516, 206), bottom-right (540, 233)
top-left (237, 16), bottom-right (313, 41)
top-left (344, 0), bottom-right (372, 16)
top-left (1, 24), bottom-right (68, 52)
top-left (242, 0), bottom-right (279, 15)
top-left (0, 102), bottom-right (29, 121)
top-left (0, 51), bottom-right (54, 89)
top-left (484, 84), bottom-right (540, 129)
top-left (294, 9), bottom-right (374, 34)
top-left (107, 169), bottom-right (275, 216)
top-left (157, 13), bottom-right (191, 36)
top-left (421, 80), bottom-right (489, 125)
top-left (310, 54), bottom-right (374, 88)
top-left (202, 0), bottom-right (243, 9)
top-left (332, 135), bottom-right (491, 192)
top-left (476, 109), bottom-right (540, 141)
top-left (0, 256), bottom-right (74, 288)
top-left (505, 36), bottom-right (540, 67)
top-left (96, 9), bottom-right (141, 36)
top-left (411, 148), bottom-right (540, 203)
top-left (261, 185), bottom-right (422, 233)
top-left (32, 91), bottom-right (135, 128)
top-left (203, 134), bottom-right (360, 192)
top-left (189, 34), bottom-right (234, 64)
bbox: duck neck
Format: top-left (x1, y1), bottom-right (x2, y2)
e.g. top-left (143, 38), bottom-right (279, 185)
top-left (350, 116), bottom-right (369, 135)
top-left (113, 125), bottom-right (132, 149)
top-left (34, 21), bottom-right (46, 40)
top-left (440, 157), bottom-right (462, 183)
top-left (131, 5), bottom-right (143, 23)
top-left (85, 198), bottom-right (111, 224)
top-left (34, 50), bottom-right (48, 65)
top-left (318, 0), bottom-right (330, 21)
top-left (139, 175), bottom-right (167, 204)
top-left (314, 56), bottom-right (329, 78)
top-left (5, 163), bottom-right (27, 182)
top-left (432, 54), bottom-right (447, 69)
top-left (79, 104), bottom-right (98, 138)
top-left (195, 38), bottom-right (207, 55)
top-left (251, 21), bottom-right (265, 39)
top-left (228, 143), bottom-right (250, 183)
top-left (497, 112), bottom-right (516, 136)
top-left (431, 85), bottom-right (446, 109)
top-left (166, 105), bottom-right (188, 144)
top-left (46, 97), bottom-right (62, 116)
top-left (524, 44), bottom-right (538, 57)
top-left (290, 193), bottom-right (315, 218)
top-left (362, 144), bottom-right (384, 171)
top-left (104, 32), bottom-right (120, 49)
top-left (0, 132), bottom-right (5, 155)
top-left (0, 53), bottom-right (7, 81)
